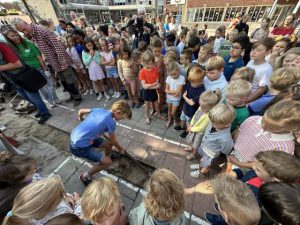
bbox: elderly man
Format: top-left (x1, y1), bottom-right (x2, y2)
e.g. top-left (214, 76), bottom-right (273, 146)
top-left (12, 18), bottom-right (81, 106)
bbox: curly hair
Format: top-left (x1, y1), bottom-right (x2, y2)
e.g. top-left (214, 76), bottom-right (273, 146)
top-left (144, 169), bottom-right (184, 221)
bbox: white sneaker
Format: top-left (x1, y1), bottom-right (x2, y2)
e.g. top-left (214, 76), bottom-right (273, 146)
top-left (89, 89), bottom-right (94, 95)
top-left (48, 102), bottom-right (55, 108)
top-left (190, 170), bottom-right (201, 178)
top-left (114, 91), bottom-right (121, 98)
top-left (97, 93), bottom-right (103, 101)
top-left (83, 90), bottom-right (89, 95)
top-left (104, 93), bottom-right (111, 100)
top-left (112, 92), bottom-right (116, 98)
top-left (190, 164), bottom-right (200, 170)
top-left (54, 99), bottom-right (61, 104)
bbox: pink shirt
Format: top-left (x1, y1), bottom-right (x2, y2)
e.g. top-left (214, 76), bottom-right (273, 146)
top-left (234, 116), bottom-right (295, 161)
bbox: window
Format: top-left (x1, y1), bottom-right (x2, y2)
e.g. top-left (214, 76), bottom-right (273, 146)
top-left (224, 7), bottom-right (247, 22)
top-left (248, 6), bottom-right (268, 22)
top-left (204, 8), bottom-right (224, 22)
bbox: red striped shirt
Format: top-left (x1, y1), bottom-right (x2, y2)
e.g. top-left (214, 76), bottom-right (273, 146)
top-left (234, 116), bottom-right (295, 161)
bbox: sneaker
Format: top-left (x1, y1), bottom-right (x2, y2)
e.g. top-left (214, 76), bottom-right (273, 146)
top-left (97, 93), bottom-right (103, 101)
top-left (83, 90), bottom-right (89, 95)
top-left (89, 89), bottom-right (94, 95)
top-left (104, 93), bottom-right (111, 100)
top-left (190, 164), bottom-right (200, 170)
top-left (180, 131), bottom-right (188, 138)
top-left (174, 126), bottom-right (184, 131)
top-left (112, 92), bottom-right (116, 98)
top-left (48, 102), bottom-right (55, 108)
top-left (79, 173), bottom-right (92, 187)
top-left (34, 113), bottom-right (41, 118)
top-left (54, 99), bottom-right (61, 104)
top-left (205, 213), bottom-right (224, 224)
top-left (110, 151), bottom-right (121, 160)
top-left (38, 113), bottom-right (52, 124)
top-left (114, 91), bottom-right (121, 98)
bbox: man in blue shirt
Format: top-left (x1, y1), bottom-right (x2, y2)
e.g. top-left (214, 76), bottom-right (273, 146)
top-left (70, 100), bottom-right (132, 186)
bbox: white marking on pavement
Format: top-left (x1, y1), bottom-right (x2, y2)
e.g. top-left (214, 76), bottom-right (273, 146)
top-left (55, 104), bottom-right (76, 112)
top-left (53, 156), bottom-right (71, 173)
top-left (119, 178), bottom-right (139, 192)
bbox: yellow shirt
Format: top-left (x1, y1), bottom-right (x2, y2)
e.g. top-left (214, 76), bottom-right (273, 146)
top-left (190, 110), bottom-right (210, 133)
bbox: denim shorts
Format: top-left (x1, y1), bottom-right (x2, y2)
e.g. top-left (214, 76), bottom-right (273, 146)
top-left (166, 98), bottom-right (181, 107)
top-left (70, 137), bottom-right (105, 162)
top-left (106, 67), bottom-right (119, 78)
top-left (180, 111), bottom-right (191, 122)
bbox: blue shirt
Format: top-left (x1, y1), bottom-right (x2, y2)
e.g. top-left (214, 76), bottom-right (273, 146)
top-left (75, 44), bottom-right (84, 56)
top-left (176, 42), bottom-right (185, 55)
top-left (204, 73), bottom-right (228, 101)
top-left (70, 108), bottom-right (116, 148)
top-left (183, 83), bottom-right (206, 117)
top-left (223, 56), bottom-right (244, 81)
top-left (248, 94), bottom-right (275, 116)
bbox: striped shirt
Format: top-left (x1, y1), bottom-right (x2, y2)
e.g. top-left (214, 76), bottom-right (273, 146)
top-left (234, 116), bottom-right (295, 161)
top-left (31, 24), bottom-right (72, 72)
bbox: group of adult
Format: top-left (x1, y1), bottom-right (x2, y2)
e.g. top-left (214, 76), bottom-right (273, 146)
top-left (227, 12), bottom-right (297, 41)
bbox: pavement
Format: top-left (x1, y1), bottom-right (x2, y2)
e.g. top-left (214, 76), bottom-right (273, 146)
top-left (25, 86), bottom-right (217, 224)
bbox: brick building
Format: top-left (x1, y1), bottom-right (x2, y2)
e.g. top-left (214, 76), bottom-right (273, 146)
top-left (165, 0), bottom-right (300, 30)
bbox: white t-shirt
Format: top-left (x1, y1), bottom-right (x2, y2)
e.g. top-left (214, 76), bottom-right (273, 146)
top-left (213, 37), bottom-right (225, 54)
top-left (100, 50), bottom-right (114, 69)
top-left (246, 60), bottom-right (273, 93)
top-left (166, 75), bottom-right (185, 101)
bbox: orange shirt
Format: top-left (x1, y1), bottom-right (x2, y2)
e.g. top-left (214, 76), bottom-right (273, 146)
top-left (139, 67), bottom-right (159, 84)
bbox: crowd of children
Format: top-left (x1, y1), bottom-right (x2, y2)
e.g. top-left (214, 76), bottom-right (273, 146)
top-left (0, 8), bottom-right (300, 225)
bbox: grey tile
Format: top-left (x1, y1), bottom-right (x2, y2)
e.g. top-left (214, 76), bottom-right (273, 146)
top-left (54, 158), bottom-right (83, 182)
top-left (117, 178), bottom-right (140, 200)
top-left (121, 195), bottom-right (134, 216)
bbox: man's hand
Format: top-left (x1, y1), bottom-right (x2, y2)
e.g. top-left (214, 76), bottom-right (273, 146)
top-left (227, 155), bottom-right (239, 165)
top-left (78, 109), bottom-right (91, 121)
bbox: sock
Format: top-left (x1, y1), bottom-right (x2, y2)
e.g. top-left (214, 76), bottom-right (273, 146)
top-left (83, 171), bottom-right (91, 179)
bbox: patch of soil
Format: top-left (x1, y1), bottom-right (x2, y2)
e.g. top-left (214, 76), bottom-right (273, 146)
top-left (0, 102), bottom-right (153, 186)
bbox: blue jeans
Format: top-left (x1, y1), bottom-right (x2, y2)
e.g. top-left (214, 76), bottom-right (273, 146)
top-left (38, 68), bottom-right (59, 103)
top-left (16, 87), bottom-right (49, 115)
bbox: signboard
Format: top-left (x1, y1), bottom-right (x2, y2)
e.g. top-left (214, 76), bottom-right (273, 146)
top-left (170, 0), bottom-right (186, 5)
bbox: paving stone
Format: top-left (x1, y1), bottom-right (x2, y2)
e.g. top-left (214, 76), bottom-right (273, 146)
top-left (118, 136), bottom-right (132, 149)
top-left (63, 163), bottom-right (88, 195)
top-left (127, 129), bottom-right (146, 143)
top-left (143, 135), bottom-right (162, 149)
top-left (121, 195), bottom-right (134, 216)
top-left (127, 141), bottom-right (148, 159)
top-left (117, 178), bottom-right (140, 200)
top-left (148, 126), bottom-right (166, 136)
top-left (54, 158), bottom-right (83, 182)
top-left (151, 119), bottom-right (166, 129)
top-left (143, 147), bottom-right (166, 168)
top-left (115, 126), bottom-right (132, 137)
top-left (159, 141), bottom-right (181, 155)
top-left (192, 193), bottom-right (215, 218)
top-left (162, 153), bottom-right (186, 179)
top-left (132, 190), bottom-right (145, 209)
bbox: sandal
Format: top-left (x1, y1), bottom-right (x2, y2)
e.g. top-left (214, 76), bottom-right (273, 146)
top-left (186, 154), bottom-right (196, 160)
top-left (183, 147), bottom-right (193, 152)
top-left (146, 117), bottom-right (151, 125)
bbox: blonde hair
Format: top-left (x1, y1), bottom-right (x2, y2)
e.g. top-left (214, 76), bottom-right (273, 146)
top-left (144, 169), bottom-right (184, 221)
top-left (200, 43), bottom-right (213, 55)
top-left (206, 56), bottom-right (225, 71)
top-left (3, 176), bottom-right (65, 225)
top-left (81, 177), bottom-right (120, 222)
top-left (209, 103), bottom-right (235, 125)
top-left (226, 80), bottom-right (252, 98)
top-left (163, 51), bottom-right (177, 64)
top-left (275, 47), bottom-right (300, 69)
top-left (167, 61), bottom-right (180, 73)
top-left (166, 46), bottom-right (178, 55)
top-left (188, 67), bottom-right (205, 83)
top-left (111, 100), bottom-right (132, 119)
top-left (230, 28), bottom-right (239, 35)
top-left (141, 50), bottom-right (155, 66)
top-left (200, 89), bottom-right (222, 107)
top-left (269, 68), bottom-right (299, 92)
top-left (263, 98), bottom-right (300, 132)
top-left (211, 174), bottom-right (261, 225)
top-left (232, 67), bottom-right (255, 82)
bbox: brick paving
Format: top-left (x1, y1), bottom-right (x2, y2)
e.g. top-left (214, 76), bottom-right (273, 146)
top-left (27, 87), bottom-right (216, 223)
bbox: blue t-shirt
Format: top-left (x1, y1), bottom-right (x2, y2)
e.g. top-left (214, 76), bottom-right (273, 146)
top-left (223, 56), bottom-right (244, 81)
top-left (248, 94), bottom-right (275, 116)
top-left (75, 44), bottom-right (84, 56)
top-left (70, 108), bottom-right (116, 148)
top-left (183, 83), bottom-right (206, 117)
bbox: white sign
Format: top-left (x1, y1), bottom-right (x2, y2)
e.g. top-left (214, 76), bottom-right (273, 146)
top-left (170, 0), bottom-right (186, 5)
